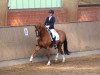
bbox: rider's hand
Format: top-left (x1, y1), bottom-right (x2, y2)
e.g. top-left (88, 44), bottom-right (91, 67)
top-left (45, 25), bottom-right (50, 29)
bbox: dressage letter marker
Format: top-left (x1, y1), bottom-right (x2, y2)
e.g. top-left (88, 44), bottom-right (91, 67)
top-left (24, 28), bottom-right (28, 36)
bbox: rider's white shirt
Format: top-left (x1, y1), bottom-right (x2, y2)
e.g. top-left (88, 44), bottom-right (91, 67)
top-left (49, 16), bottom-right (52, 21)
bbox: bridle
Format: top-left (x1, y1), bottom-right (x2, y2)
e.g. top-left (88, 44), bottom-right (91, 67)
top-left (35, 29), bottom-right (39, 37)
top-left (35, 25), bottom-right (49, 38)
top-left (35, 26), bottom-right (41, 41)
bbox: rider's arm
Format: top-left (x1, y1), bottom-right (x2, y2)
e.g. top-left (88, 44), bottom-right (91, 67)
top-left (51, 17), bottom-right (55, 25)
top-left (50, 17), bottom-right (55, 27)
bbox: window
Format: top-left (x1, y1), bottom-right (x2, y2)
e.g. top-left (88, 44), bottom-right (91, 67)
top-left (8, 0), bottom-right (62, 9)
top-left (79, 0), bottom-right (100, 6)
top-left (78, 0), bottom-right (100, 22)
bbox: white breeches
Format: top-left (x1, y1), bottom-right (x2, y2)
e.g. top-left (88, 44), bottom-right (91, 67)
top-left (50, 29), bottom-right (60, 41)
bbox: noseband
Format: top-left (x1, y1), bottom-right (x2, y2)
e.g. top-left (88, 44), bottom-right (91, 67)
top-left (35, 25), bottom-right (46, 37)
top-left (35, 29), bottom-right (39, 37)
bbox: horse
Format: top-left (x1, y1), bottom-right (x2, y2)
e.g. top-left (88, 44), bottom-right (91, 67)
top-left (29, 25), bottom-right (70, 65)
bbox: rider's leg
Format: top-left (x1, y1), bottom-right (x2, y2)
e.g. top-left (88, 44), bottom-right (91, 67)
top-left (53, 37), bottom-right (57, 48)
top-left (50, 29), bottom-right (57, 48)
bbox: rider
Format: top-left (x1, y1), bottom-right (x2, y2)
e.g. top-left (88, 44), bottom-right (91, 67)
top-left (44, 9), bottom-right (59, 48)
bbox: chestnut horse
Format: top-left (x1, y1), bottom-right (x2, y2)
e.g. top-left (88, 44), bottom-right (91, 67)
top-left (30, 25), bottom-right (70, 65)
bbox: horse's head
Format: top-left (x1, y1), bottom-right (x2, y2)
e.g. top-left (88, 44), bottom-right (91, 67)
top-left (35, 25), bottom-right (40, 37)
top-left (35, 25), bottom-right (46, 37)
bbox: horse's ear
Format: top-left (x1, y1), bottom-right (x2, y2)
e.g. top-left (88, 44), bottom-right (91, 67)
top-left (34, 25), bottom-right (36, 28)
top-left (34, 25), bottom-right (40, 31)
top-left (34, 25), bottom-right (38, 29)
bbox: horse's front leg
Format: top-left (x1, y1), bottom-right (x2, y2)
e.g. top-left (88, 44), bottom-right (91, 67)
top-left (46, 47), bottom-right (51, 66)
top-left (55, 53), bottom-right (59, 62)
top-left (29, 46), bottom-right (40, 62)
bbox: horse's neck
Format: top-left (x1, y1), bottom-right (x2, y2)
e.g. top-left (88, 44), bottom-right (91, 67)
top-left (40, 28), bottom-right (49, 39)
top-left (38, 28), bottom-right (51, 47)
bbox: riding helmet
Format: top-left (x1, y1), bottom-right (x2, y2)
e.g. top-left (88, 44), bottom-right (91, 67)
top-left (48, 9), bottom-right (54, 14)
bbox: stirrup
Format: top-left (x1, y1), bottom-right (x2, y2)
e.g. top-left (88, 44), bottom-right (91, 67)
top-left (53, 44), bottom-right (57, 49)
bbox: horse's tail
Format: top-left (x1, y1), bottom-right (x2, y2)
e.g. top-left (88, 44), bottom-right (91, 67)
top-left (63, 37), bottom-right (70, 55)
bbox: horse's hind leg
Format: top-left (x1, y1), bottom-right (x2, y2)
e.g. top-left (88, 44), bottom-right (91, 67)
top-left (57, 44), bottom-right (65, 62)
top-left (55, 44), bottom-right (62, 62)
top-left (55, 53), bottom-right (59, 62)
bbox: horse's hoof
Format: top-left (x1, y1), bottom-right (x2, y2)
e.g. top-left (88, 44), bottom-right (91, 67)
top-left (62, 61), bottom-right (65, 63)
top-left (55, 60), bottom-right (57, 62)
top-left (55, 59), bottom-right (58, 62)
top-left (47, 64), bottom-right (50, 66)
top-left (30, 61), bottom-right (32, 63)
top-left (29, 59), bottom-right (33, 62)
top-left (47, 61), bottom-right (51, 66)
top-left (62, 58), bottom-right (65, 63)
top-left (62, 60), bottom-right (65, 63)
top-left (29, 60), bottom-right (32, 63)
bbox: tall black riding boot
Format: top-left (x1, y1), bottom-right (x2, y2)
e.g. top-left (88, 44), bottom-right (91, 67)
top-left (53, 37), bottom-right (57, 49)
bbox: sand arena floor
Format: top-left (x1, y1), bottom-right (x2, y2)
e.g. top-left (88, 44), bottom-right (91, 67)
top-left (0, 54), bottom-right (100, 75)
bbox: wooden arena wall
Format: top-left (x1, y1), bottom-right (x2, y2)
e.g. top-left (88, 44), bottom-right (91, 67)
top-left (0, 21), bottom-right (100, 61)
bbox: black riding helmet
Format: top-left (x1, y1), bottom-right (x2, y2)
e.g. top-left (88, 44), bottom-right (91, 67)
top-left (48, 9), bottom-right (54, 14)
